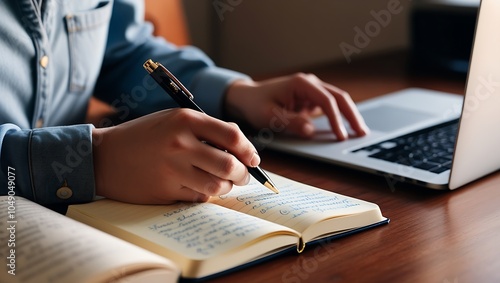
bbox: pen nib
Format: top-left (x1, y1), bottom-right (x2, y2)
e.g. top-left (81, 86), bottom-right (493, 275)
top-left (264, 181), bottom-right (280, 194)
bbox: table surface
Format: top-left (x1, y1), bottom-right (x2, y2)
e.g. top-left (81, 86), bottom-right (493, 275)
top-left (206, 51), bottom-right (500, 283)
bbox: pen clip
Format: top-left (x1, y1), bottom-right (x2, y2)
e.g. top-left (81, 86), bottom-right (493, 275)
top-left (156, 62), bottom-right (195, 100)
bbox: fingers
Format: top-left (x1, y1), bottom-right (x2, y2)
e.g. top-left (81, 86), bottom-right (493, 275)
top-left (146, 151), bottom-right (246, 204)
top-left (171, 166), bottom-right (235, 201)
top-left (272, 110), bottom-right (315, 138)
top-left (321, 82), bottom-right (370, 137)
top-left (288, 73), bottom-right (369, 140)
top-left (188, 113), bottom-right (260, 168)
top-left (156, 186), bottom-right (210, 204)
top-left (167, 109), bottom-right (255, 191)
top-left (290, 74), bottom-right (349, 140)
top-left (191, 141), bottom-right (251, 187)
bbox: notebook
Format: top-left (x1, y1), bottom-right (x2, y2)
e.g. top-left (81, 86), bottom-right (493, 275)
top-left (259, 0), bottom-right (500, 190)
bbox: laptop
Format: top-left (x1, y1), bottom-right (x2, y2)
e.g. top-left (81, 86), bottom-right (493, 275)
top-left (259, 0), bottom-right (500, 190)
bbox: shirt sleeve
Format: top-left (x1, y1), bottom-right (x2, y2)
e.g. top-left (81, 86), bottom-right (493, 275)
top-left (0, 123), bottom-right (95, 206)
top-left (93, 0), bottom-right (250, 123)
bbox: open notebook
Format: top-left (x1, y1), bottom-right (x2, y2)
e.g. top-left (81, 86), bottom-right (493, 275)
top-left (66, 171), bottom-right (388, 280)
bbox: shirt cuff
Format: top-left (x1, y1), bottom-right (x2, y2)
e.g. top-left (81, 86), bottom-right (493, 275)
top-left (2, 124), bottom-right (96, 206)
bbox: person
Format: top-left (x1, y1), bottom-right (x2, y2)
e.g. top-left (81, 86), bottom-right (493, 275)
top-left (0, 0), bottom-right (369, 207)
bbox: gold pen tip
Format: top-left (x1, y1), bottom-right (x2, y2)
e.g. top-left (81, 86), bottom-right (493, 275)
top-left (264, 181), bottom-right (279, 194)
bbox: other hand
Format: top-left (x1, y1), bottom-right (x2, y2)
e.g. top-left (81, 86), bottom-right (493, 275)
top-left (224, 73), bottom-right (369, 140)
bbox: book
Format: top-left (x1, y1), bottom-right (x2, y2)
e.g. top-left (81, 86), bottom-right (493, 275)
top-left (66, 171), bottom-right (388, 280)
top-left (0, 196), bottom-right (180, 283)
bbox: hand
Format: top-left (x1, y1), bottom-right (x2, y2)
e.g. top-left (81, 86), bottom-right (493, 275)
top-left (92, 109), bottom-right (260, 204)
top-left (224, 73), bottom-right (369, 140)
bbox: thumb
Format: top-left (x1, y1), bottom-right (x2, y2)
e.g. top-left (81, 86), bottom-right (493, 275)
top-left (284, 114), bottom-right (315, 138)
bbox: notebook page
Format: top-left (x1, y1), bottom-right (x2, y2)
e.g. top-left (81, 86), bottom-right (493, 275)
top-left (210, 172), bottom-right (378, 233)
top-left (0, 196), bottom-right (179, 283)
top-left (68, 200), bottom-right (298, 261)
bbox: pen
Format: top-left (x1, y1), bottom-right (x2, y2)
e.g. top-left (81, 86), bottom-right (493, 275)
top-left (143, 59), bottom-right (279, 194)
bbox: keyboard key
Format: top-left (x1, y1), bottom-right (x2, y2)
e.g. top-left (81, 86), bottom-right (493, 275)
top-left (355, 119), bottom-right (459, 174)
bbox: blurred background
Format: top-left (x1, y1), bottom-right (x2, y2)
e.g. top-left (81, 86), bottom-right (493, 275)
top-left (146, 0), bottom-right (479, 76)
top-left (148, 0), bottom-right (479, 78)
top-left (88, 0), bottom-right (481, 129)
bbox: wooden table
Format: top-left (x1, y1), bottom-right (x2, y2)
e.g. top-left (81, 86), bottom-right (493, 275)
top-left (207, 51), bottom-right (500, 283)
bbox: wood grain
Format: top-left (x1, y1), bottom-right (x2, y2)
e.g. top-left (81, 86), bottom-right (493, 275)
top-left (207, 51), bottom-right (500, 283)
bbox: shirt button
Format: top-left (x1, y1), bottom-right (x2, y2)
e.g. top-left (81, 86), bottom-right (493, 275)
top-left (56, 186), bottom-right (73, 200)
top-left (35, 119), bottom-right (44, 128)
top-left (40, 55), bottom-right (49, 68)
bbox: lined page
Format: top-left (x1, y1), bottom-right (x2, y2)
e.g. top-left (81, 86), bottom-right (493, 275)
top-left (67, 200), bottom-right (298, 261)
top-left (0, 197), bottom-right (179, 283)
top-left (210, 172), bottom-right (378, 233)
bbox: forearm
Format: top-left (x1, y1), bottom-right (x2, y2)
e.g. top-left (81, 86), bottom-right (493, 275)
top-left (93, 0), bottom-right (250, 122)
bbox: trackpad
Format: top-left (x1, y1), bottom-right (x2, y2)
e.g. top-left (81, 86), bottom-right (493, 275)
top-left (360, 105), bottom-right (435, 132)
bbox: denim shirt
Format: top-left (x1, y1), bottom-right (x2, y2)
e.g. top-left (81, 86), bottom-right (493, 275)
top-left (0, 0), bottom-right (249, 206)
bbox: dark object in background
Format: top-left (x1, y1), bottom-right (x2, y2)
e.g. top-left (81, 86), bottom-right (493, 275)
top-left (410, 0), bottom-right (479, 78)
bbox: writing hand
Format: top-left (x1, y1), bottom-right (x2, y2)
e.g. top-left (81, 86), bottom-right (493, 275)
top-left (92, 109), bottom-right (260, 204)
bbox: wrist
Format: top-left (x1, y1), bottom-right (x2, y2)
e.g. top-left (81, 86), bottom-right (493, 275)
top-left (223, 79), bottom-right (257, 122)
top-left (91, 127), bottom-right (107, 196)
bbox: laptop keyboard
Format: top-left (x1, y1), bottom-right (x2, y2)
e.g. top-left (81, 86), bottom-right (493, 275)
top-left (352, 119), bottom-right (459, 174)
